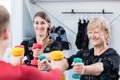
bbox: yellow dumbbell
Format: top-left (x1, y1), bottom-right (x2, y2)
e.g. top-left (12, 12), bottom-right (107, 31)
top-left (11, 45), bottom-right (25, 65)
top-left (50, 51), bottom-right (65, 80)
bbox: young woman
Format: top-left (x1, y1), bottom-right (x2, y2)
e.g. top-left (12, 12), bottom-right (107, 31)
top-left (21, 11), bottom-right (62, 65)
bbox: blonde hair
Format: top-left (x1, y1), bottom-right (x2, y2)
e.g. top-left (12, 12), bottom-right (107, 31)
top-left (87, 16), bottom-right (111, 44)
top-left (0, 5), bottom-right (10, 36)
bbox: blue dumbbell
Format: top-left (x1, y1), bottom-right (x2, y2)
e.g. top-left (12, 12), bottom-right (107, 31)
top-left (38, 55), bottom-right (47, 71)
top-left (72, 58), bottom-right (82, 79)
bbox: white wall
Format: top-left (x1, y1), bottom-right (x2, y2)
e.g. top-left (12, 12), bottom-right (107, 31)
top-left (26, 1), bottom-right (120, 54)
top-left (11, 0), bottom-right (23, 46)
top-left (24, 1), bottom-right (120, 80)
top-left (23, 0), bottom-right (35, 40)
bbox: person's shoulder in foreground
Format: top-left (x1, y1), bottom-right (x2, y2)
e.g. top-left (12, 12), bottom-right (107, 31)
top-left (0, 60), bottom-right (62, 80)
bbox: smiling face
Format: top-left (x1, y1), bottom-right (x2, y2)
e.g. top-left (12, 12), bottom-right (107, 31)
top-left (33, 16), bottom-right (50, 37)
top-left (87, 16), bottom-right (111, 47)
top-left (88, 27), bottom-right (107, 47)
top-left (33, 12), bottom-right (51, 39)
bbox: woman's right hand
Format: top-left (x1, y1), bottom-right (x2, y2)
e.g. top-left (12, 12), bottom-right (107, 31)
top-left (32, 48), bottom-right (43, 57)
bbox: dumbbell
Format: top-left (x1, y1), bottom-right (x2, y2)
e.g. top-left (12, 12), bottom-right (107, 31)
top-left (72, 58), bottom-right (82, 79)
top-left (31, 43), bottom-right (42, 67)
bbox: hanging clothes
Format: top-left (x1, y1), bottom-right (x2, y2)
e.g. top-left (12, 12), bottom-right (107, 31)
top-left (75, 19), bottom-right (89, 51)
top-left (51, 26), bottom-right (71, 50)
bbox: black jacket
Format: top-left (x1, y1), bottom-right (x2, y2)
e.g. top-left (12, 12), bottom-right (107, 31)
top-left (21, 37), bottom-right (62, 65)
top-left (67, 48), bottom-right (120, 80)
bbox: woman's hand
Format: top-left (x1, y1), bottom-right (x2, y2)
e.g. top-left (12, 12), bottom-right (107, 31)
top-left (10, 55), bottom-right (23, 66)
top-left (38, 59), bottom-right (51, 71)
top-left (72, 62), bottom-right (85, 75)
top-left (51, 59), bottom-right (68, 72)
top-left (32, 48), bottom-right (43, 57)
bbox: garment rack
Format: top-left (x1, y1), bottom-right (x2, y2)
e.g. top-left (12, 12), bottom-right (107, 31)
top-left (62, 9), bottom-right (113, 14)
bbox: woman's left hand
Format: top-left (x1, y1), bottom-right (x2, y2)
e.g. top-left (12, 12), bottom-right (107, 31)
top-left (38, 59), bottom-right (51, 71)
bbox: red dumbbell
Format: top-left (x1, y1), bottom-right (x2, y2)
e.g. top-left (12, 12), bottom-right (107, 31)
top-left (31, 43), bottom-right (42, 67)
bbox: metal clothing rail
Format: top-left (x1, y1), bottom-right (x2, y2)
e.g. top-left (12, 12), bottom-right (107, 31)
top-left (62, 9), bottom-right (113, 14)
top-left (29, 0), bottom-right (119, 34)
